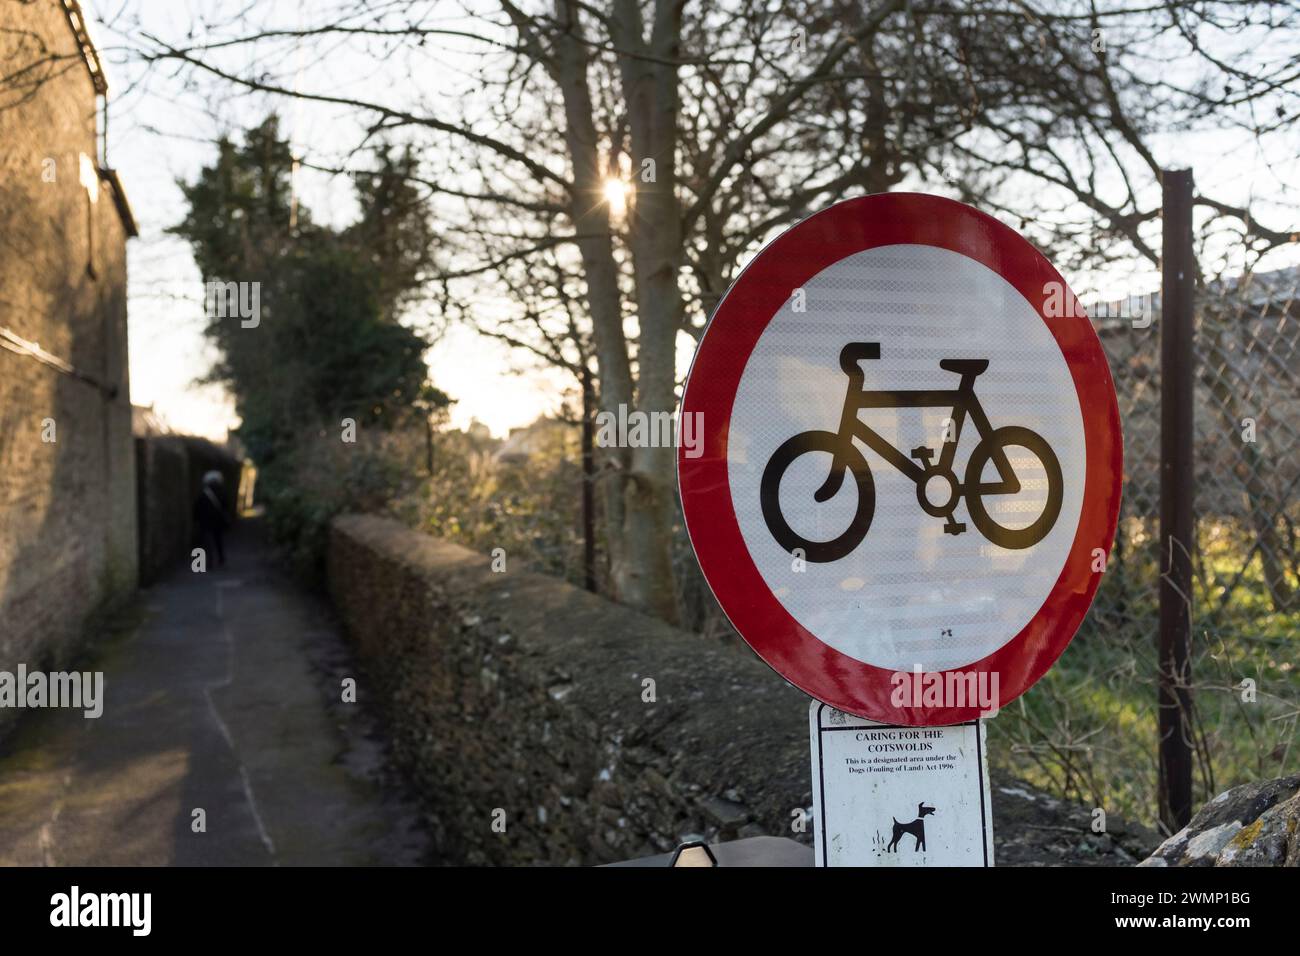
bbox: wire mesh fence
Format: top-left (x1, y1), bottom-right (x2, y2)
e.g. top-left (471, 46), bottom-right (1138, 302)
top-left (664, 261), bottom-right (1300, 830)
top-left (994, 266), bottom-right (1300, 829)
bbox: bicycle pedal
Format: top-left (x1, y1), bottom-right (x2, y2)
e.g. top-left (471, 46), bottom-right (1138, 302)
top-left (943, 520), bottom-right (967, 536)
top-left (910, 446), bottom-right (934, 464)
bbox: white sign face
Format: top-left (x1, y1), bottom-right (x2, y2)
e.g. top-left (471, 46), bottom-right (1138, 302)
top-left (728, 244), bottom-right (1086, 674)
top-left (809, 702), bottom-right (993, 867)
top-left (680, 195), bottom-right (1123, 724)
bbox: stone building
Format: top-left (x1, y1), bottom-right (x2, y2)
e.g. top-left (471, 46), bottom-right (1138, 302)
top-left (0, 1), bottom-right (138, 687)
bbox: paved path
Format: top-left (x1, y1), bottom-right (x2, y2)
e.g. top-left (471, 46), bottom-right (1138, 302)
top-left (0, 521), bottom-right (428, 866)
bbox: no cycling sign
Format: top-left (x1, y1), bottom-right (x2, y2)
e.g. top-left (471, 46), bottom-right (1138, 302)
top-left (678, 193), bottom-right (1122, 727)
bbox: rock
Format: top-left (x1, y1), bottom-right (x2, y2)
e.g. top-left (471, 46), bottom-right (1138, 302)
top-left (1183, 822), bottom-right (1243, 864)
top-left (1217, 792), bottom-right (1300, 867)
top-left (1140, 774), bottom-right (1300, 867)
top-left (700, 795), bottom-right (749, 828)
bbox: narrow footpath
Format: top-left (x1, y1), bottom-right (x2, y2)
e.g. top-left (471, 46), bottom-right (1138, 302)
top-left (0, 520), bottom-right (428, 866)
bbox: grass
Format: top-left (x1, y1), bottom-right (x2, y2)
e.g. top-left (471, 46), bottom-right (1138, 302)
top-left (989, 517), bottom-right (1300, 833)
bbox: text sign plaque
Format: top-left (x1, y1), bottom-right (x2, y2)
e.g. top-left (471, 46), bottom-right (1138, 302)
top-left (809, 702), bottom-right (994, 866)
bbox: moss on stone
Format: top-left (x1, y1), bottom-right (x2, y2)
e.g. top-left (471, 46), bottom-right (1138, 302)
top-left (1229, 816), bottom-right (1265, 850)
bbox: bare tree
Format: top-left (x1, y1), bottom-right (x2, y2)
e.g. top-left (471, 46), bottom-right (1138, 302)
top-left (123, 0), bottom-right (1299, 621)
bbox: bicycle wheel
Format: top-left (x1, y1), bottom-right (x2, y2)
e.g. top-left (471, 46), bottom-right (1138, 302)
top-left (964, 425), bottom-right (1063, 550)
top-left (760, 430), bottom-right (875, 563)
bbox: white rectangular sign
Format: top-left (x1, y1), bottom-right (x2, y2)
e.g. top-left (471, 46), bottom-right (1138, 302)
top-left (810, 702), bottom-right (993, 866)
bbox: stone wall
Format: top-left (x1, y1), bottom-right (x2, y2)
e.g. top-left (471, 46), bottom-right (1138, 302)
top-left (327, 514), bottom-right (1157, 866)
top-left (0, 1), bottom-right (137, 691)
top-left (134, 437), bottom-right (189, 585)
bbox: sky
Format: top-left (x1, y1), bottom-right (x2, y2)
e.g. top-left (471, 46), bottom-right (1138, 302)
top-left (86, 1), bottom-right (1298, 443)
top-left (90, 0), bottom-right (566, 440)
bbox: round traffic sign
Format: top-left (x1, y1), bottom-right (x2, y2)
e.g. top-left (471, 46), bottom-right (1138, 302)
top-left (678, 193), bottom-right (1122, 725)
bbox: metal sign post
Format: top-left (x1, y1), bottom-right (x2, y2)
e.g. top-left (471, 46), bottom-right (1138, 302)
top-left (1157, 168), bottom-right (1196, 833)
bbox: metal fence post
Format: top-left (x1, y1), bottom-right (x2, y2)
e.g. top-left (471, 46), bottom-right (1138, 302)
top-left (1158, 168), bottom-right (1196, 832)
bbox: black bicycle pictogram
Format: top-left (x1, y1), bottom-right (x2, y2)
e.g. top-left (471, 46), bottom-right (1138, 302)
top-left (760, 342), bottom-right (1063, 562)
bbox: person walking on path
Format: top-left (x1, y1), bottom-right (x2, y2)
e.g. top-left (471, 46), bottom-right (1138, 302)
top-left (194, 470), bottom-right (229, 567)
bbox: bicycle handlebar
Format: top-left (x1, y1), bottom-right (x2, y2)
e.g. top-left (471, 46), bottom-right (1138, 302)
top-left (839, 342), bottom-right (882, 375)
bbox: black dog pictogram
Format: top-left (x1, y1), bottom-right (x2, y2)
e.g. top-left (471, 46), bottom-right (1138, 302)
top-left (886, 802), bottom-right (936, 852)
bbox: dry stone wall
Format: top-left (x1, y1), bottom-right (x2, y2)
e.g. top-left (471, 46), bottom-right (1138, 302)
top-left (328, 514), bottom-right (1158, 866)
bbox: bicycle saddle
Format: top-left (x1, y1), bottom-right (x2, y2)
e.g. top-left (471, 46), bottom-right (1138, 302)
top-left (939, 358), bottom-right (989, 376)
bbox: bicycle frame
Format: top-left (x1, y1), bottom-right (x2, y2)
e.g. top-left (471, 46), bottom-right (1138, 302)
top-left (827, 374), bottom-right (1020, 496)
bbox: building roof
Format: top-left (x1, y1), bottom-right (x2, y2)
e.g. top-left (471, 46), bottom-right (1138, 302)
top-left (132, 405), bottom-right (172, 437)
top-left (99, 167), bottom-right (139, 238)
top-left (57, 1), bottom-right (138, 238)
top-left (60, 0), bottom-right (108, 95)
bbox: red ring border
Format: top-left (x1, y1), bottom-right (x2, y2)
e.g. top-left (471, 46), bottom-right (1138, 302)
top-left (677, 193), bottom-right (1123, 726)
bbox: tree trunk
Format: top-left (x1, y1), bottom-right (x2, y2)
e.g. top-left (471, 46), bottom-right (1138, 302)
top-left (608, 0), bottom-right (686, 623)
top-left (425, 415), bottom-right (434, 476)
top-left (551, 0), bottom-right (638, 604)
top-left (580, 363), bottom-right (597, 593)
